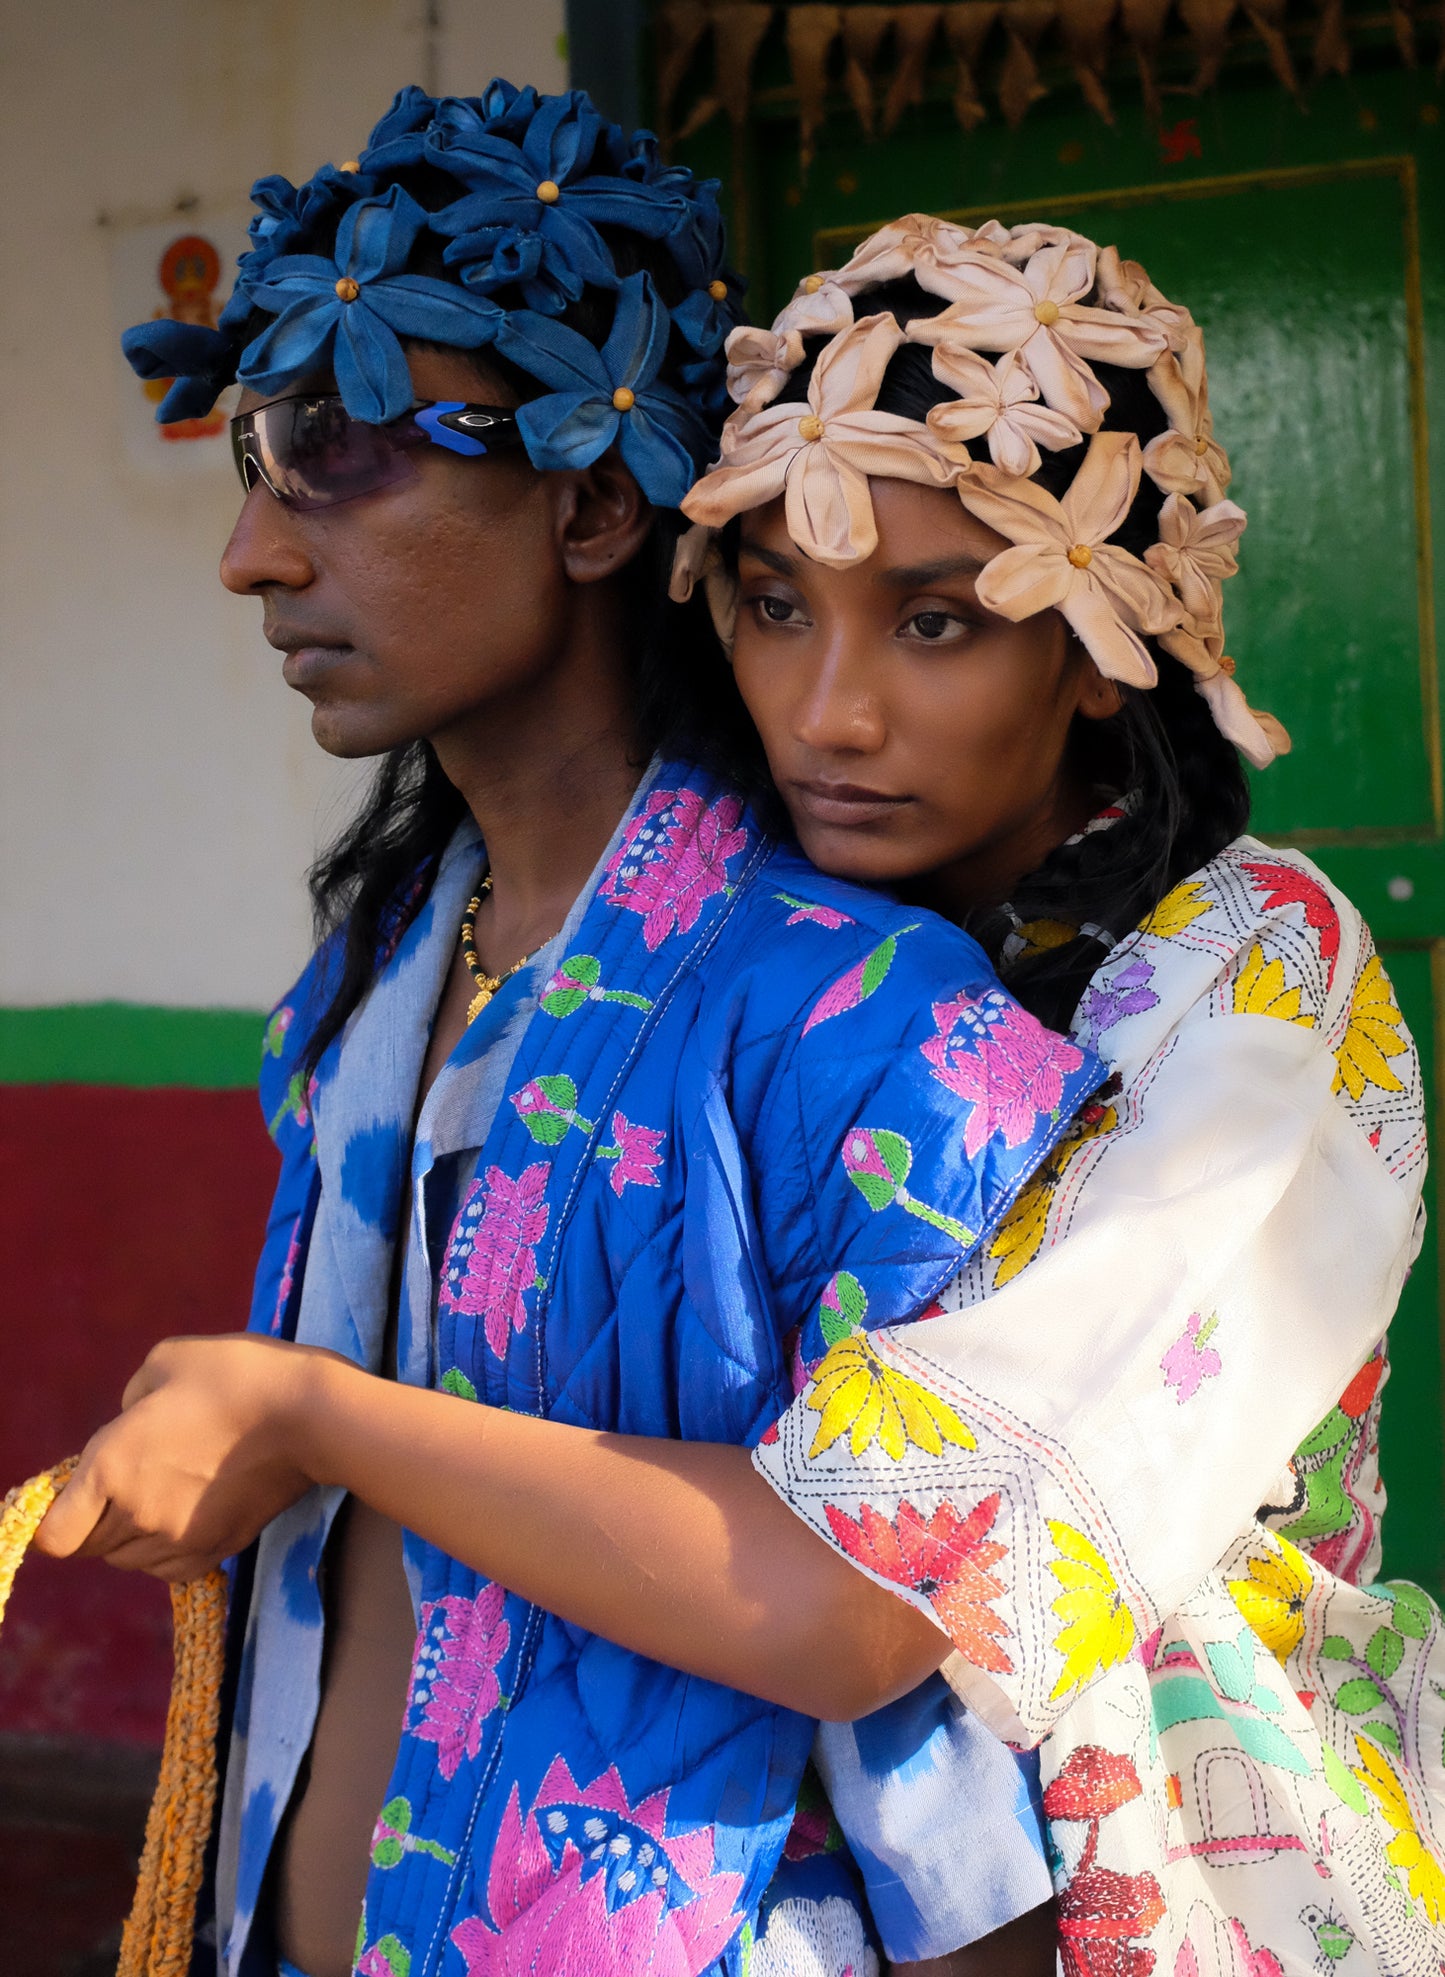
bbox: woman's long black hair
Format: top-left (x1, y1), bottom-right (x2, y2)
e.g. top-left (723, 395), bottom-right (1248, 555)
top-left (752, 274), bottom-right (1252, 1033)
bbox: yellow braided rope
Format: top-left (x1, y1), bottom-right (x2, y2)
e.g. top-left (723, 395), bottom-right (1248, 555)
top-left (0, 1462), bottom-right (227, 1977)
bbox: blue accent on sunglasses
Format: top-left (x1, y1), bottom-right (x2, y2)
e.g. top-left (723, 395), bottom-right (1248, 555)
top-left (415, 401), bottom-right (492, 455)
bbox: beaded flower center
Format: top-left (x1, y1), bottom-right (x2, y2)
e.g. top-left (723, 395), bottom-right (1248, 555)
top-left (1034, 299), bottom-right (1061, 326)
top-left (1067, 543), bottom-right (1093, 569)
top-left (536, 179), bottom-right (561, 204)
top-left (334, 276), bottom-right (360, 302)
top-left (798, 414), bottom-right (825, 442)
top-left (612, 386), bottom-right (636, 411)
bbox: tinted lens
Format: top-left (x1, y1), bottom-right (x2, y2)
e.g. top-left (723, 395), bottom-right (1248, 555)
top-left (244, 397), bottom-right (417, 510)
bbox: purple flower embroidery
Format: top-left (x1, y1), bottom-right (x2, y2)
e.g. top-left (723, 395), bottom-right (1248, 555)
top-left (596, 1111), bottom-right (665, 1195)
top-left (407, 1584), bottom-right (511, 1780)
top-left (921, 993), bottom-right (1085, 1159)
top-left (774, 891), bottom-right (855, 929)
top-left (602, 788), bottom-right (747, 950)
top-left (439, 1163), bottom-right (550, 1359)
top-left (1075, 952), bottom-right (1159, 1048)
top-left (1161, 1311), bottom-right (1222, 1402)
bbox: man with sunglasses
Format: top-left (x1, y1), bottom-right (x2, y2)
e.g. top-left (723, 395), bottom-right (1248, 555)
top-left (36, 81), bottom-right (1092, 1977)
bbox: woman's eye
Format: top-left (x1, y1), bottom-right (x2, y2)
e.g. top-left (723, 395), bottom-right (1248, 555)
top-left (754, 594), bottom-right (803, 626)
top-left (906, 610), bottom-right (965, 642)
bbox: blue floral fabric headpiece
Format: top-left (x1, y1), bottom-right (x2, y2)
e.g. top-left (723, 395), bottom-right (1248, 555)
top-left (121, 79), bottom-right (743, 508)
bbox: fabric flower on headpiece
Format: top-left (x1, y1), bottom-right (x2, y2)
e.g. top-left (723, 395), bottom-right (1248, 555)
top-left (493, 272), bottom-right (713, 508)
top-left (238, 185), bottom-right (504, 425)
top-left (428, 93), bottom-right (692, 314)
top-left (1143, 326), bottom-right (1231, 501)
top-left (958, 431), bottom-right (1181, 685)
top-left (669, 522), bottom-right (740, 647)
top-left (354, 83), bottom-right (441, 174)
top-left (1094, 246), bottom-right (1193, 354)
top-left (771, 274), bottom-right (855, 343)
top-left (832, 214), bottom-right (1012, 299)
top-left (996, 221), bottom-right (1095, 266)
top-left (1156, 587), bottom-right (1289, 768)
top-left (663, 185), bottom-right (745, 359)
top-left (924, 348), bottom-right (1084, 477)
top-left (906, 242), bottom-right (1168, 433)
top-left (1145, 493), bottom-right (1246, 619)
top-left (246, 164), bottom-right (375, 266)
top-left (682, 313), bottom-right (969, 566)
top-left (724, 325), bottom-right (805, 413)
top-left (122, 320), bottom-right (243, 424)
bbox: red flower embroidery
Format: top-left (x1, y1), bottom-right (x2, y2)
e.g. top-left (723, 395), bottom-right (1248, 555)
top-left (824, 1494), bottom-right (1013, 1673)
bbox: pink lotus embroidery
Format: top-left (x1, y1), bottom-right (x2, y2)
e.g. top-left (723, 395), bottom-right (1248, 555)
top-left (269, 1225), bottom-right (303, 1335)
top-left (439, 1163), bottom-right (551, 1359)
top-left (407, 1584), bottom-right (511, 1781)
top-left (603, 789), bottom-right (748, 951)
top-left (774, 891), bottom-right (855, 929)
top-left (450, 1757), bottom-right (744, 1976)
top-left (596, 1111), bottom-right (666, 1195)
top-left (921, 991), bottom-right (1085, 1158)
top-left (1160, 1312), bottom-right (1222, 1403)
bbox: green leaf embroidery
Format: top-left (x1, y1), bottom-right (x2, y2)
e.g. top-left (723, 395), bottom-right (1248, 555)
top-left (441, 1368), bottom-right (478, 1402)
top-left (1365, 1626), bottom-right (1404, 1681)
top-left (1321, 1742), bottom-right (1368, 1813)
top-left (1359, 1719), bottom-right (1403, 1756)
top-left (1334, 1677), bottom-right (1384, 1715)
top-left (534, 1073), bottom-right (578, 1109)
top-left (1319, 1635), bottom-right (1357, 1660)
top-left (1382, 1581), bottom-right (1433, 1639)
top-left (872, 1129), bottom-right (913, 1186)
top-left (859, 935), bottom-right (899, 1000)
top-left (848, 1171), bottom-right (898, 1212)
top-left (819, 1271), bottom-right (868, 1347)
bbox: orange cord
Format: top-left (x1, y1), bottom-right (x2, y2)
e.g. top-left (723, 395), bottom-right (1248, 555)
top-left (0, 1463), bottom-right (227, 1977)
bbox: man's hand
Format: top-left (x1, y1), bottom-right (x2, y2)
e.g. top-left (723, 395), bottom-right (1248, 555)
top-left (32, 1335), bottom-right (339, 1581)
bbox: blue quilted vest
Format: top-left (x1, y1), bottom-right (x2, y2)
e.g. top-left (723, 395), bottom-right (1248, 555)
top-left (241, 762), bottom-right (1102, 1977)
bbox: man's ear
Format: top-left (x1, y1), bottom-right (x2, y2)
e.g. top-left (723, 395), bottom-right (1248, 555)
top-left (553, 449), bottom-right (654, 585)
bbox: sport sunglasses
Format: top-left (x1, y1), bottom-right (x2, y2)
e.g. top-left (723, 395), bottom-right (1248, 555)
top-left (231, 392), bottom-right (525, 511)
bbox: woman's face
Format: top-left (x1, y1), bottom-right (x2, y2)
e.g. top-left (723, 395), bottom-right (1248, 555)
top-left (730, 476), bottom-right (1120, 914)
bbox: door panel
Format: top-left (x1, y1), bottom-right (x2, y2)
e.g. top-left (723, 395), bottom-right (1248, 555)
top-left (679, 66), bottom-right (1445, 1591)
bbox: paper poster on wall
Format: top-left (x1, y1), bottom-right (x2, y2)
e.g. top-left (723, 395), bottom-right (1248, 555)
top-left (110, 212), bottom-right (251, 474)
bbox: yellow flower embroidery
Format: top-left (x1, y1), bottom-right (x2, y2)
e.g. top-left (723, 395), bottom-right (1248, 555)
top-left (1046, 1518), bottom-right (1137, 1700)
top-left (806, 1333), bottom-right (975, 1462)
top-left (1354, 1735), bottom-right (1445, 1922)
top-left (1231, 942), bottom-right (1315, 1026)
top-left (990, 1098), bottom-right (1118, 1288)
top-left (1227, 1537), bottom-right (1313, 1661)
top-left (1334, 954), bottom-right (1409, 1101)
top-left (1139, 879), bottom-right (1209, 940)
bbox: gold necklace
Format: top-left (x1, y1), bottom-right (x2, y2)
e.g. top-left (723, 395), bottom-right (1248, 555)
top-left (459, 872), bottom-right (551, 1023)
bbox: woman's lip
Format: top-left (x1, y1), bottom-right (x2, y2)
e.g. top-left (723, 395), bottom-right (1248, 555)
top-left (281, 643), bottom-right (355, 690)
top-left (787, 780), bottom-right (914, 828)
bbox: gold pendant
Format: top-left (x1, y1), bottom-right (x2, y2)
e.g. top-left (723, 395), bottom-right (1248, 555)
top-left (466, 984), bottom-right (496, 1023)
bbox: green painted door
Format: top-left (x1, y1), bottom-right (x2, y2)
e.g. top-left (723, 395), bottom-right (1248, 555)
top-left (679, 67), bottom-right (1445, 1592)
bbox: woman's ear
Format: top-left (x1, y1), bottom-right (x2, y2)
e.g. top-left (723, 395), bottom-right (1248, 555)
top-left (1071, 643), bottom-right (1125, 722)
top-left (553, 450), bottom-right (654, 585)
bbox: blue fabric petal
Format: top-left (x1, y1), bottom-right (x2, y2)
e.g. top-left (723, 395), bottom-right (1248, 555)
top-left (364, 83), bottom-right (436, 150)
top-left (429, 182), bottom-right (539, 239)
top-left (494, 311), bottom-right (611, 394)
top-left (515, 391), bottom-right (619, 472)
top-left (535, 206), bottom-right (617, 290)
top-left (522, 92), bottom-right (603, 185)
top-left (156, 373), bottom-right (226, 422)
top-left (237, 295), bottom-right (341, 394)
top-left (336, 184), bottom-right (430, 284)
top-left (601, 271), bottom-right (671, 393)
top-left (671, 286), bottom-right (742, 358)
top-left (362, 275), bottom-right (504, 349)
top-left (122, 318), bottom-right (235, 382)
top-left (616, 404), bottom-right (698, 508)
top-left (559, 174), bottom-right (691, 242)
top-left (476, 78), bottom-right (542, 137)
top-left (680, 352), bottom-right (731, 420)
top-left (333, 303), bottom-right (415, 424)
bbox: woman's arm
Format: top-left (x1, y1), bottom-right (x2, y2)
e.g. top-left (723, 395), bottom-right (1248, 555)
top-left (33, 1332), bottom-right (949, 1722)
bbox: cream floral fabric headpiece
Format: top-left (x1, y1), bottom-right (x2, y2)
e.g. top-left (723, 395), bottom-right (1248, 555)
top-left (676, 213), bottom-right (1289, 771)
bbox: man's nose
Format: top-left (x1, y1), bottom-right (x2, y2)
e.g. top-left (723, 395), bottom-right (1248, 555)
top-left (791, 629), bottom-right (887, 756)
top-left (220, 481), bottom-right (314, 596)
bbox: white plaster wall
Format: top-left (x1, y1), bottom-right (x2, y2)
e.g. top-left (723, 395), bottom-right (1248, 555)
top-left (0, 0), bottom-right (566, 1010)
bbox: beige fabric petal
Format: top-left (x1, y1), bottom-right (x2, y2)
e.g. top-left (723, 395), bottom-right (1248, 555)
top-left (810, 311), bottom-right (907, 415)
top-left (1094, 245), bottom-right (1194, 352)
top-left (1053, 302), bottom-right (1168, 369)
top-left (1145, 495), bottom-right (1245, 616)
top-left (905, 256), bottom-right (1040, 347)
top-left (785, 444), bottom-right (881, 564)
top-left (1019, 324), bottom-right (1111, 428)
top-left (1091, 543), bottom-right (1183, 635)
top-left (703, 562), bottom-right (740, 649)
top-left (668, 520), bottom-right (717, 602)
top-left (772, 275), bottom-right (855, 340)
top-left (1019, 237), bottom-right (1098, 307)
top-left (835, 214), bottom-right (982, 294)
top-left (957, 459), bottom-right (1072, 549)
top-left (1141, 427), bottom-right (1209, 496)
top-left (1195, 671), bottom-right (1291, 768)
top-left (681, 443), bottom-right (795, 527)
top-left (925, 399), bottom-right (995, 449)
top-left (1058, 429), bottom-right (1141, 544)
top-left (974, 540), bottom-right (1074, 618)
top-left (1001, 221), bottom-right (1093, 264)
top-left (725, 324), bottom-right (805, 411)
top-left (1059, 576), bottom-right (1160, 685)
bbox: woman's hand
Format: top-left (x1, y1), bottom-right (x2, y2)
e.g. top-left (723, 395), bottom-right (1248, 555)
top-left (32, 1335), bottom-right (340, 1581)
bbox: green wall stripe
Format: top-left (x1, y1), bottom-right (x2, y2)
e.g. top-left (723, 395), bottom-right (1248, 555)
top-left (0, 1003), bottom-right (266, 1089)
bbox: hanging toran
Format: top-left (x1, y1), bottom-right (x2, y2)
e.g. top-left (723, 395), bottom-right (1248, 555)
top-left (655, 0), bottom-right (1442, 147)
